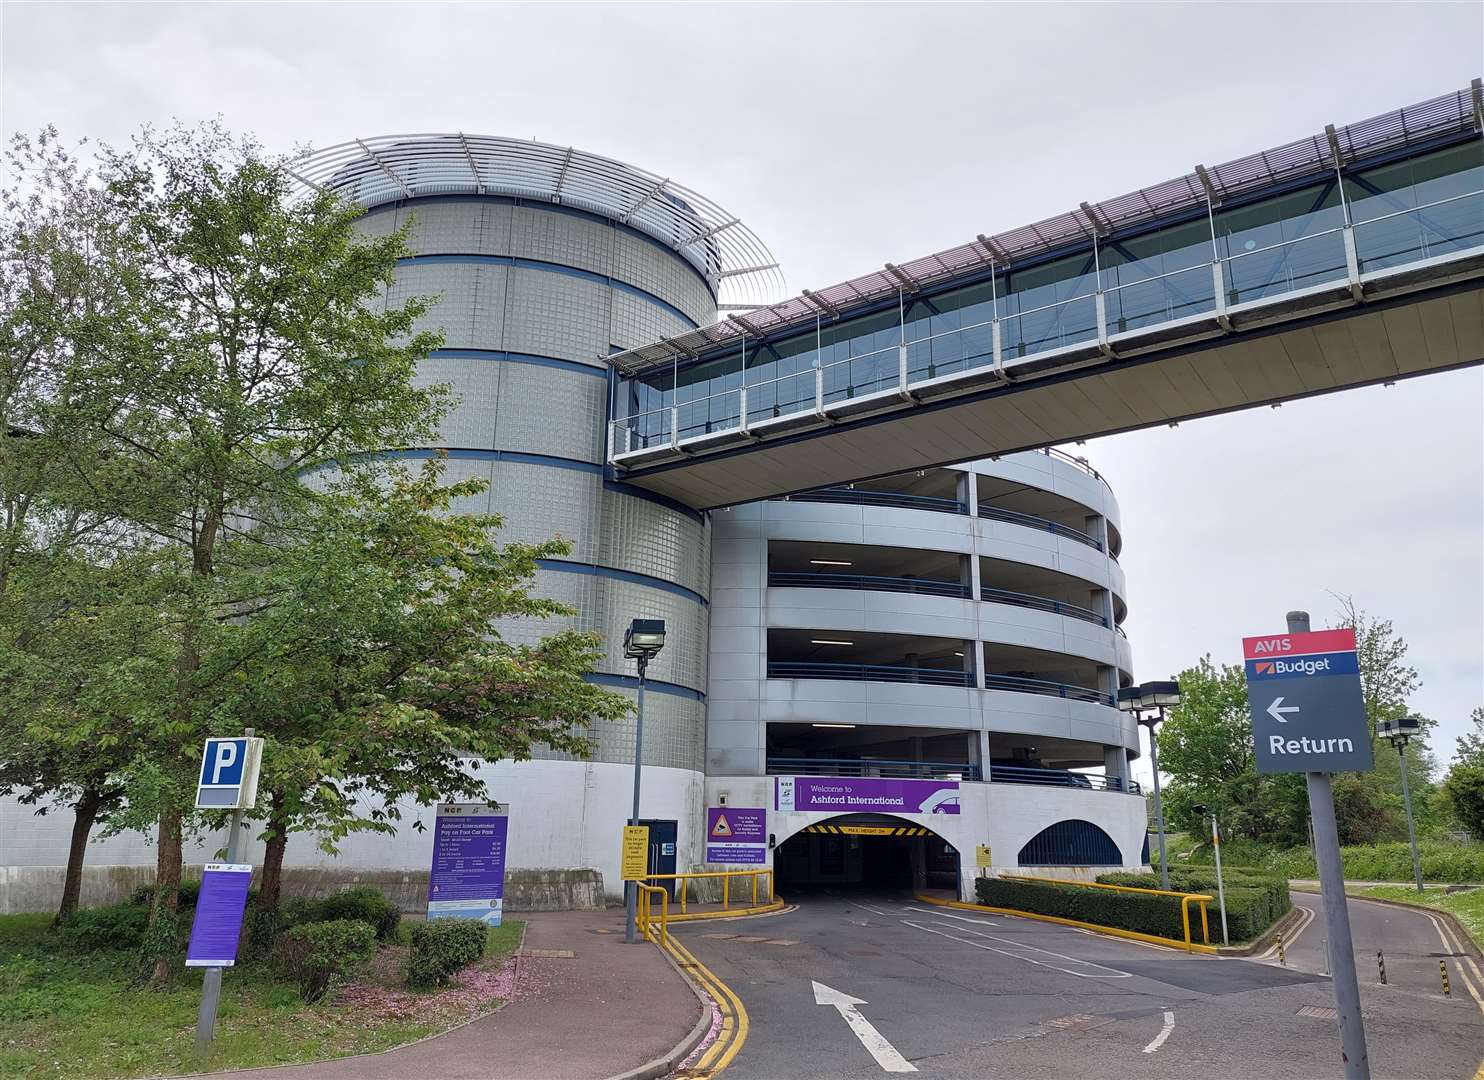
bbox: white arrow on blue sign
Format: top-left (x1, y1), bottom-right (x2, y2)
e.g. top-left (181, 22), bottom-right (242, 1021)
top-left (196, 738), bottom-right (264, 810)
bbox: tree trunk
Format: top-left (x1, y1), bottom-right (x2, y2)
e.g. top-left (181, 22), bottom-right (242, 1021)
top-left (257, 792), bottom-right (290, 912)
top-left (148, 808), bottom-right (183, 988)
top-left (53, 787), bottom-right (104, 926)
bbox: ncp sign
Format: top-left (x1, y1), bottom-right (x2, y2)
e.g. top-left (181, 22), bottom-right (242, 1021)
top-left (195, 737), bottom-right (264, 810)
top-left (1242, 628), bottom-right (1371, 774)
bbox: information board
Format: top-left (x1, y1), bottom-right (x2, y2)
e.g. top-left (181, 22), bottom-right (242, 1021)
top-left (427, 802), bottom-right (509, 925)
top-left (621, 825), bottom-right (650, 881)
top-left (185, 864), bottom-right (253, 967)
top-left (706, 807), bottom-right (767, 864)
top-left (1243, 628), bottom-right (1372, 774)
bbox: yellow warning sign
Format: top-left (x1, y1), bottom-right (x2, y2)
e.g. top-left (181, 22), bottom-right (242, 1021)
top-left (710, 813), bottom-right (732, 838)
top-left (837, 825), bottom-right (897, 836)
top-left (976, 844), bottom-right (993, 868)
top-left (621, 825), bottom-right (650, 881)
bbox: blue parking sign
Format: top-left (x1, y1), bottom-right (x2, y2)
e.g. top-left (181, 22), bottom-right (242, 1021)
top-left (196, 737), bottom-right (263, 810)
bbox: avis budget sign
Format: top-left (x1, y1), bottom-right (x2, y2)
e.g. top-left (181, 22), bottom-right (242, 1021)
top-left (1243, 628), bottom-right (1372, 774)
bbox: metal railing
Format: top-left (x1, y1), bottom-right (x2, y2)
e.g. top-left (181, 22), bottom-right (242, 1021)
top-left (784, 487), bottom-right (967, 515)
top-left (607, 186), bottom-right (1484, 459)
top-left (983, 673), bottom-right (1115, 706)
top-left (980, 586), bottom-right (1108, 626)
top-left (765, 757), bottom-right (982, 781)
top-left (769, 571), bottom-right (970, 598)
top-left (997, 874), bottom-right (1215, 953)
top-left (767, 660), bottom-right (973, 687)
top-left (634, 882), bottom-right (669, 945)
top-left (978, 504), bottom-right (1102, 549)
top-left (990, 764), bottom-right (1140, 794)
top-left (644, 869), bottom-right (776, 916)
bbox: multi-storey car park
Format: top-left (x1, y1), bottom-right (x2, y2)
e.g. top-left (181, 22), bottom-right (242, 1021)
top-left (0, 83), bottom-right (1479, 912)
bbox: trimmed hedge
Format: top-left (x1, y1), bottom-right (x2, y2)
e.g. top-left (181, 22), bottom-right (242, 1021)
top-left (321, 886), bottom-right (401, 943)
top-left (272, 919), bottom-right (377, 1002)
top-left (407, 919), bottom-right (487, 989)
top-left (975, 877), bottom-right (1189, 940)
top-left (1097, 868), bottom-right (1292, 943)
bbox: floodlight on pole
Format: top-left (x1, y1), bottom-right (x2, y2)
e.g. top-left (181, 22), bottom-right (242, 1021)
top-left (1378, 715), bottom-right (1425, 893)
top-left (624, 619), bottom-right (665, 944)
top-left (1120, 680), bottom-right (1181, 890)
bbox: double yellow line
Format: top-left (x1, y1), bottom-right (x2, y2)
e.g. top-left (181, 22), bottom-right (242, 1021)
top-left (664, 933), bottom-right (750, 1077)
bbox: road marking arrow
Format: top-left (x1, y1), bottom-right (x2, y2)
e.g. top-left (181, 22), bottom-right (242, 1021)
top-left (1267, 696), bottom-right (1300, 724)
top-left (812, 980), bottom-right (917, 1073)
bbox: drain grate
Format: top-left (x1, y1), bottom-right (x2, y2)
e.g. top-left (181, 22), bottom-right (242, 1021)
top-left (1297, 1005), bottom-right (1338, 1020)
top-left (521, 948), bottom-right (576, 958)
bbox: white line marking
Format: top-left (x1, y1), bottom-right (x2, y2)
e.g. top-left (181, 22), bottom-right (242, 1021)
top-left (856, 904), bottom-right (894, 917)
top-left (903, 907), bottom-right (1001, 926)
top-left (1258, 903), bottom-right (1315, 962)
top-left (902, 920), bottom-right (1132, 979)
top-left (813, 980), bottom-right (917, 1073)
top-left (1424, 909), bottom-right (1484, 1012)
top-left (1142, 1010), bottom-right (1176, 1054)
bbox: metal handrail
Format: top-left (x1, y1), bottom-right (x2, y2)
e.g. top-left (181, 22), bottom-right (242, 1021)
top-left (634, 882), bottom-right (668, 945)
top-left (1040, 447), bottom-right (1108, 486)
top-left (980, 586), bottom-right (1108, 626)
top-left (785, 488), bottom-right (968, 514)
top-left (1350, 186), bottom-right (1483, 228)
top-left (644, 869), bottom-right (775, 915)
top-left (767, 660), bottom-right (973, 687)
top-left (769, 571), bottom-right (970, 598)
top-left (998, 874), bottom-right (1214, 953)
top-left (978, 503), bottom-right (1103, 550)
top-left (983, 673), bottom-right (1115, 705)
top-left (765, 757), bottom-right (981, 781)
top-left (990, 764), bottom-right (1139, 794)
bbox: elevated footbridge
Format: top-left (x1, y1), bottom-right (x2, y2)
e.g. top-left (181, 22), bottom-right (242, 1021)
top-left (607, 83), bottom-right (1484, 510)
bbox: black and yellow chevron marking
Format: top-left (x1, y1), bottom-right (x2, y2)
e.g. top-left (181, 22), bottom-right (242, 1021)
top-left (803, 824), bottom-right (931, 836)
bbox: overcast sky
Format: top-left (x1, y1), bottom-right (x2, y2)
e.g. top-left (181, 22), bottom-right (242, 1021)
top-left (4, 2), bottom-right (1481, 779)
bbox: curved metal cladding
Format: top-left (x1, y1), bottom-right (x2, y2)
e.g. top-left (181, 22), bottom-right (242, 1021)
top-left (298, 137), bottom-right (784, 774)
top-left (707, 449), bottom-right (1139, 777)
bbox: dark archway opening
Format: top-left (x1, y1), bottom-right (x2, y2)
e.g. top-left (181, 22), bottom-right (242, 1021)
top-left (773, 814), bottom-right (960, 898)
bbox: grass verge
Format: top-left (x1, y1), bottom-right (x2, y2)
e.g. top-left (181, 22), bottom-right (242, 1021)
top-left (0, 913), bottom-right (523, 1080)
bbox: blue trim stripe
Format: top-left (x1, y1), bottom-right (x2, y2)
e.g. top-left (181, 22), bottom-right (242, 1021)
top-left (399, 253), bottom-right (700, 329)
top-left (363, 194), bottom-right (718, 301)
top-left (536, 559), bottom-right (707, 607)
top-left (584, 672), bottom-right (705, 702)
top-left (429, 349), bottom-right (607, 379)
top-left (360, 448), bottom-right (707, 527)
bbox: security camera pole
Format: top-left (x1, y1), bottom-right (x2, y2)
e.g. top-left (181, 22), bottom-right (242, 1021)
top-left (1194, 803), bottom-right (1229, 946)
top-left (623, 619), bottom-right (666, 944)
top-left (1379, 715), bottom-right (1425, 893)
top-left (1243, 612), bottom-right (1371, 1080)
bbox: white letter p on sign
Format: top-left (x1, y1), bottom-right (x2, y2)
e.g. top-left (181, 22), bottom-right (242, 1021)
top-left (211, 741), bottom-right (238, 784)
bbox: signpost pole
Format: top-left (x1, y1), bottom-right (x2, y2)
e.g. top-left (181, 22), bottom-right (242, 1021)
top-left (195, 728), bottom-right (252, 1055)
top-left (1285, 611), bottom-right (1369, 1080)
top-left (1146, 717), bottom-right (1170, 891)
top-left (1210, 811), bottom-right (1229, 947)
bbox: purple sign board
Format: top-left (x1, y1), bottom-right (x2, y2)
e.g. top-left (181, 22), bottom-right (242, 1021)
top-left (706, 807), bottom-right (767, 864)
top-left (428, 802), bottom-right (509, 925)
top-left (185, 863), bottom-right (253, 967)
top-left (776, 776), bottom-right (961, 815)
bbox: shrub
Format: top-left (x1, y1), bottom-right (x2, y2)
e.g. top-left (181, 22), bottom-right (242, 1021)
top-left (406, 919), bottom-right (488, 989)
top-left (242, 897), bottom-right (327, 962)
top-left (272, 919), bottom-right (377, 1002)
top-left (1096, 868), bottom-right (1292, 942)
top-left (57, 902), bottom-right (150, 951)
top-left (321, 886), bottom-right (401, 943)
top-left (975, 877), bottom-right (1187, 940)
top-left (129, 879), bottom-right (202, 908)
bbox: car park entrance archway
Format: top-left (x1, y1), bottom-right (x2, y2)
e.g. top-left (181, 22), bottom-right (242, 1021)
top-left (773, 814), bottom-right (961, 897)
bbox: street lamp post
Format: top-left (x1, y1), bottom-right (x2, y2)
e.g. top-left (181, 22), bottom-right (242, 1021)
top-left (1194, 803), bottom-right (1229, 946)
top-left (1379, 715), bottom-right (1425, 894)
top-left (623, 619), bottom-right (666, 945)
top-left (1119, 681), bottom-right (1181, 891)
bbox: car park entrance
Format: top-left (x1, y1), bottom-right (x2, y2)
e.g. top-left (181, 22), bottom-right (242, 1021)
top-left (773, 814), bottom-right (961, 896)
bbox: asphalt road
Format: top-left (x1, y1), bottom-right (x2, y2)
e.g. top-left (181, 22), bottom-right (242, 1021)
top-left (1276, 891), bottom-right (1482, 998)
top-left (675, 892), bottom-right (1484, 1079)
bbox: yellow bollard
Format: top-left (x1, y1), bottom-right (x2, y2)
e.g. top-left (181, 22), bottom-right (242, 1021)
top-left (723, 873), bottom-right (730, 909)
top-left (1276, 933), bottom-right (1286, 966)
top-left (1441, 959), bottom-right (1452, 997)
top-left (1378, 950), bottom-right (1386, 985)
top-left (752, 872), bottom-right (758, 906)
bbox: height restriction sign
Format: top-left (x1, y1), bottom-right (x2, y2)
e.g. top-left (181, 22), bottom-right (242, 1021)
top-left (1242, 627), bottom-right (1372, 774)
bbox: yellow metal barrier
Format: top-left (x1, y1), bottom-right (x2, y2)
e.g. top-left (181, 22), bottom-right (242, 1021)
top-left (635, 882), bottom-right (669, 945)
top-left (998, 873), bottom-right (1215, 953)
top-left (643, 869), bottom-right (775, 914)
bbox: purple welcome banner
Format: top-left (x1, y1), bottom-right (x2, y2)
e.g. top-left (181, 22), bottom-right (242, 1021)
top-left (776, 776), bottom-right (960, 815)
